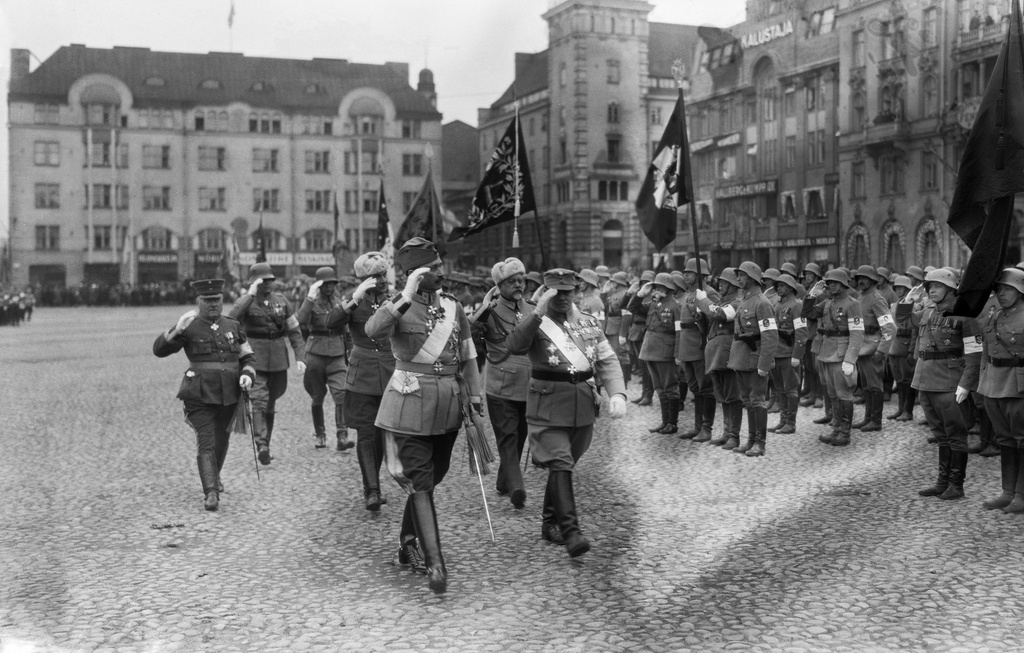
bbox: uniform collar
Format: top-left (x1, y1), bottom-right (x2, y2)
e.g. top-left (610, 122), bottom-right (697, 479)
top-left (411, 290), bottom-right (438, 305)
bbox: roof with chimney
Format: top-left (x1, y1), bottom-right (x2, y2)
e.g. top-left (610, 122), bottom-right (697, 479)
top-left (8, 45), bottom-right (442, 118)
top-left (490, 50), bottom-right (549, 110)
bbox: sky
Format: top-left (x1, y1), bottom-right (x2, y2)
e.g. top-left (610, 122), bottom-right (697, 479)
top-left (0, 0), bottom-right (747, 239)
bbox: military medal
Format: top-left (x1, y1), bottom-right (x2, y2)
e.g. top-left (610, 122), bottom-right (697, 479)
top-left (210, 323), bottom-right (219, 331)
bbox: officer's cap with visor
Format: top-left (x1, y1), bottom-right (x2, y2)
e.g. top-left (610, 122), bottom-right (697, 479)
top-left (192, 278), bottom-right (225, 299)
top-left (543, 268), bottom-right (577, 291)
top-left (395, 237), bottom-right (440, 273)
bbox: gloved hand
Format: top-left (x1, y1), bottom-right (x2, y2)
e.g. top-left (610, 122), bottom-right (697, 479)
top-left (608, 394), bottom-right (627, 418)
top-left (809, 280), bottom-right (825, 298)
top-left (173, 309), bottom-right (197, 335)
top-left (757, 368), bottom-right (769, 378)
top-left (297, 360), bottom-right (307, 374)
top-left (955, 386), bottom-right (969, 404)
top-left (306, 280), bottom-right (323, 301)
top-left (402, 267), bottom-right (430, 301)
top-left (239, 375), bottom-right (253, 390)
top-left (791, 357), bottom-right (801, 369)
top-left (248, 277), bottom-right (263, 296)
top-left (530, 285), bottom-right (547, 303)
top-left (482, 285), bottom-right (499, 307)
top-left (618, 335), bottom-right (627, 347)
top-left (470, 395), bottom-right (484, 416)
top-left (694, 289), bottom-right (708, 301)
top-left (627, 281), bottom-right (640, 294)
top-left (637, 282), bottom-right (653, 298)
top-left (352, 277), bottom-right (377, 303)
top-left (842, 361), bottom-right (855, 376)
top-left (534, 288), bottom-right (559, 315)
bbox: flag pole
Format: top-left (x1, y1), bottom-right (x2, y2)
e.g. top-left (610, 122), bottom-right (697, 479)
top-left (675, 86), bottom-right (703, 289)
top-left (512, 101), bottom-right (521, 249)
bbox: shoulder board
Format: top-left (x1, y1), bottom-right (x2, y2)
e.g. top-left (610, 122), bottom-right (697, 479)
top-left (441, 291), bottom-right (457, 301)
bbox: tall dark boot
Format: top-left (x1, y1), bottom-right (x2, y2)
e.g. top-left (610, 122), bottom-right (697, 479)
top-left (978, 410), bottom-right (1000, 457)
top-left (721, 403), bottom-right (742, 450)
top-left (662, 396), bottom-right (679, 435)
top-left (357, 427), bottom-right (384, 511)
top-left (709, 399), bottom-right (729, 445)
top-left (813, 393), bottom-right (833, 424)
top-left (254, 412), bottom-right (271, 465)
top-left (940, 451), bottom-right (968, 500)
top-left (746, 407), bottom-right (768, 457)
top-left (335, 405), bottom-right (354, 450)
top-left (311, 405), bottom-right (326, 449)
top-left (898, 387), bottom-right (917, 422)
top-left (887, 383), bottom-right (905, 420)
top-left (649, 394), bottom-right (670, 433)
top-left (852, 391), bottom-right (871, 429)
top-left (540, 473), bottom-right (564, 545)
top-left (776, 395), bottom-right (797, 434)
top-left (694, 396), bottom-right (713, 442)
top-left (678, 395), bottom-right (701, 439)
top-left (861, 390), bottom-right (883, 432)
top-left (734, 407), bottom-right (756, 454)
top-left (410, 491), bottom-right (447, 593)
top-left (197, 453), bottom-right (219, 511)
top-left (1002, 451), bottom-right (1024, 514)
top-left (984, 447), bottom-right (1019, 510)
top-left (919, 446), bottom-right (951, 496)
top-left (551, 470), bottom-right (590, 558)
top-left (395, 496), bottom-right (425, 571)
top-left (832, 401), bottom-right (852, 447)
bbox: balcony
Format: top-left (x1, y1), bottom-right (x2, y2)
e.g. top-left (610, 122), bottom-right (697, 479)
top-left (958, 20), bottom-right (1008, 50)
top-left (806, 220), bottom-right (831, 239)
top-left (864, 114), bottom-right (911, 160)
top-left (777, 222), bottom-right (800, 240)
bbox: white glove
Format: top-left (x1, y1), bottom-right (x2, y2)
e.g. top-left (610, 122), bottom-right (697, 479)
top-left (352, 277), bottom-right (377, 303)
top-left (791, 358), bottom-right (801, 369)
top-left (694, 289), bottom-right (708, 301)
top-left (842, 361), bottom-right (855, 376)
top-left (534, 288), bottom-right (559, 315)
top-left (530, 285), bottom-right (547, 303)
top-left (173, 309), bottom-right (197, 335)
top-left (955, 386), bottom-right (969, 404)
top-left (306, 280), bottom-right (323, 301)
top-left (297, 360), bottom-right (307, 374)
top-left (608, 394), bottom-right (626, 419)
top-left (483, 285), bottom-right (499, 307)
top-left (402, 267), bottom-right (429, 301)
top-left (637, 282), bottom-right (653, 298)
top-left (618, 335), bottom-right (627, 347)
top-left (810, 280), bottom-right (825, 298)
top-left (239, 375), bottom-right (252, 390)
top-left (757, 369), bottom-right (769, 378)
top-left (248, 277), bottom-right (263, 296)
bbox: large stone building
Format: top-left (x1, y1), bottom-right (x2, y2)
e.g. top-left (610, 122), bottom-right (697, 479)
top-left (7, 45), bottom-right (442, 288)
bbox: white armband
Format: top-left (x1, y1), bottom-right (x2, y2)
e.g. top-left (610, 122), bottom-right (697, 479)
top-left (597, 311), bottom-right (606, 321)
top-left (963, 335), bottom-right (983, 355)
top-left (721, 305), bottom-right (737, 320)
top-left (759, 317), bottom-right (778, 331)
top-left (793, 317), bottom-right (807, 330)
top-left (878, 314), bottom-right (894, 327)
top-left (674, 320), bottom-right (682, 331)
top-left (848, 316), bottom-right (865, 332)
top-left (285, 315), bottom-right (300, 330)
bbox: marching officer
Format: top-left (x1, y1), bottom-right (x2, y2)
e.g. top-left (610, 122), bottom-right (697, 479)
top-left (888, 276), bottom-right (918, 422)
top-left (911, 268), bottom-right (982, 500)
top-left (695, 267), bottom-right (743, 449)
top-left (716, 262), bottom-right (778, 457)
top-left (768, 274), bottom-right (808, 434)
top-left (366, 238), bottom-right (483, 594)
top-left (851, 265), bottom-right (897, 433)
top-left (470, 257), bottom-right (533, 509)
top-left (629, 273), bottom-right (681, 434)
top-left (807, 269), bottom-right (865, 447)
top-left (229, 262), bottom-right (306, 465)
top-left (979, 268), bottom-right (1024, 513)
top-left (296, 267), bottom-right (353, 451)
top-left (153, 279), bottom-right (256, 511)
top-left (335, 252), bottom-right (394, 511)
top-left (676, 258), bottom-right (718, 441)
top-left (506, 268), bottom-right (627, 558)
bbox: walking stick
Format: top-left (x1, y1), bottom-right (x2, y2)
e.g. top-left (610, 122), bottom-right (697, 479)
top-left (244, 390), bottom-right (261, 482)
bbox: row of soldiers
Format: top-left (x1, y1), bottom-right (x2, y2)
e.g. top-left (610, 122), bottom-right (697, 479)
top-left (0, 290), bottom-right (33, 326)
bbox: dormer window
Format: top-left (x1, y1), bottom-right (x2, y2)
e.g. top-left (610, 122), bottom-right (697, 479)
top-left (200, 79), bottom-right (222, 90)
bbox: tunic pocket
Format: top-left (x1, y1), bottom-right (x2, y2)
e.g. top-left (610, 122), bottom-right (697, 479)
top-left (1016, 368), bottom-right (1024, 395)
top-left (526, 380), bottom-right (554, 422)
top-left (176, 372), bottom-right (202, 402)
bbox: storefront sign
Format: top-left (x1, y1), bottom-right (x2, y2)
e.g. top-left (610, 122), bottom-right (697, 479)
top-left (295, 253), bottom-right (336, 266)
top-left (715, 179), bottom-right (778, 199)
top-left (691, 133), bottom-right (740, 153)
top-left (753, 236), bottom-right (836, 248)
top-left (239, 252), bottom-right (294, 266)
top-left (138, 252), bottom-right (179, 264)
top-left (741, 20), bottom-right (794, 49)
top-left (195, 252), bottom-right (223, 264)
top-left (691, 138), bottom-right (715, 152)
top-left (716, 132), bottom-right (741, 148)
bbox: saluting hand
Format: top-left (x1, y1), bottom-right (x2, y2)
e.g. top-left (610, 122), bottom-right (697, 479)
top-left (637, 282), bottom-right (653, 298)
top-left (306, 280), bottom-right (324, 301)
top-left (173, 309), bottom-right (197, 335)
top-left (402, 267), bottom-right (430, 301)
top-left (248, 277), bottom-right (263, 296)
top-left (352, 277), bottom-right (377, 303)
top-left (533, 288), bottom-right (559, 315)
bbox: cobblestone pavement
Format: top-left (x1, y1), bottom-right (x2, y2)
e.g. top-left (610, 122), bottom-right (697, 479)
top-left (2, 306), bottom-right (1024, 653)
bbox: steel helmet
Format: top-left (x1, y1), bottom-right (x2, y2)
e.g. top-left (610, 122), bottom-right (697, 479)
top-left (803, 262), bottom-right (823, 280)
top-left (640, 270), bottom-right (656, 282)
top-left (719, 267), bottom-right (739, 287)
top-left (249, 262), bottom-right (275, 280)
top-left (853, 265), bottom-right (881, 283)
top-left (892, 275), bottom-right (914, 291)
top-left (823, 268), bottom-right (852, 288)
top-left (996, 267), bottom-right (1024, 294)
top-left (924, 268), bottom-right (958, 290)
top-left (737, 261), bottom-right (763, 283)
top-left (924, 265), bottom-right (937, 274)
top-left (780, 261), bottom-right (800, 278)
top-left (763, 267), bottom-right (781, 282)
top-left (876, 266), bottom-right (891, 282)
top-left (906, 265), bottom-right (925, 282)
top-left (314, 266), bottom-right (338, 283)
top-left (578, 269), bottom-right (600, 287)
top-left (652, 272), bottom-right (676, 290)
top-left (684, 258), bottom-right (711, 275)
top-left (776, 274), bottom-right (802, 294)
top-left (670, 270), bottom-right (688, 290)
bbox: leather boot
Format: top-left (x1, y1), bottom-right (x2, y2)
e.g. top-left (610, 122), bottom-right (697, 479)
top-left (357, 427), bottom-right (384, 511)
top-left (832, 401), bottom-right (852, 447)
top-left (978, 410), bottom-right (1000, 456)
top-left (540, 472), bottom-right (564, 544)
top-left (852, 393), bottom-right (871, 429)
top-left (198, 453), bottom-right (219, 511)
top-left (709, 400), bottom-right (729, 445)
top-left (693, 396), bottom-right (713, 442)
top-left (410, 491), bottom-right (447, 593)
top-left (812, 393), bottom-right (833, 424)
top-left (887, 383), bottom-right (905, 420)
top-left (1001, 450), bottom-right (1024, 514)
top-left (818, 397), bottom-right (836, 444)
top-left (768, 396), bottom-right (787, 432)
top-left (335, 405), bottom-right (354, 450)
top-left (984, 447), bottom-right (1019, 510)
top-left (940, 451), bottom-right (968, 500)
top-left (865, 390), bottom-right (884, 431)
top-left (746, 407), bottom-right (768, 457)
top-left (734, 407), bottom-right (756, 454)
top-left (677, 395), bottom-right (699, 439)
top-left (649, 394), bottom-right (670, 433)
top-left (394, 497), bottom-right (425, 572)
top-left (637, 391), bottom-right (653, 407)
top-left (897, 387), bottom-right (916, 421)
top-left (919, 445), bottom-right (951, 496)
top-left (254, 412), bottom-right (271, 465)
top-left (662, 395), bottom-right (680, 435)
top-left (312, 405), bottom-right (326, 449)
top-left (776, 395), bottom-right (797, 434)
top-left (721, 403), bottom-right (742, 450)
top-left (551, 470), bottom-right (590, 557)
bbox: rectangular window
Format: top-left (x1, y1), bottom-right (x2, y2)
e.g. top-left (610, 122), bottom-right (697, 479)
top-left (34, 141), bottom-right (60, 166)
top-left (607, 59), bottom-right (620, 84)
top-left (852, 30), bottom-right (865, 67)
top-left (142, 144), bottom-right (171, 169)
top-left (198, 146), bottom-right (227, 171)
top-left (253, 148), bottom-right (279, 172)
top-left (852, 161), bottom-right (866, 197)
top-left (143, 185), bottom-right (171, 210)
top-left (816, 129), bottom-right (826, 165)
top-left (199, 187), bottom-right (226, 211)
top-left (35, 225), bottom-right (60, 250)
top-left (718, 100), bottom-right (730, 131)
top-left (86, 141), bottom-right (110, 168)
top-left (783, 89), bottom-right (795, 117)
top-left (784, 135), bottom-right (797, 170)
top-left (401, 120), bottom-right (422, 139)
top-left (34, 183), bottom-right (60, 209)
top-left (763, 138), bottom-right (777, 174)
top-left (402, 153), bottom-right (423, 176)
top-left (806, 77), bottom-right (818, 112)
top-left (34, 104), bottom-right (59, 124)
top-left (922, 151), bottom-right (939, 189)
top-left (194, 112), bottom-right (205, 131)
top-left (806, 130), bottom-right (819, 166)
top-left (304, 150), bottom-right (330, 174)
top-left (84, 184), bottom-right (111, 209)
top-left (607, 137), bottom-right (621, 163)
top-left (744, 96), bottom-right (757, 124)
top-left (252, 188), bottom-right (280, 212)
top-left (305, 190), bottom-right (332, 213)
top-left (89, 225), bottom-right (113, 250)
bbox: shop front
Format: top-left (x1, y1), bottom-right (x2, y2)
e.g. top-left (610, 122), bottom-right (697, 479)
top-left (138, 251), bottom-right (179, 285)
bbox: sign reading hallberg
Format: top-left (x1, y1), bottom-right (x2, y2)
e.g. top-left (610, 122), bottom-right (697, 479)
top-left (294, 253), bottom-right (336, 266)
top-left (741, 20), bottom-right (794, 49)
top-left (715, 179), bottom-right (778, 199)
top-left (239, 252), bottom-right (294, 266)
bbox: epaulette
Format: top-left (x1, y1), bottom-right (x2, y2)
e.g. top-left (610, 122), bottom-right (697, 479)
top-left (441, 291), bottom-right (457, 301)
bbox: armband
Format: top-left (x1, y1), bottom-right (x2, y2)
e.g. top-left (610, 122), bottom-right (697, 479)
top-left (759, 317), bottom-right (778, 331)
top-left (963, 335), bottom-right (983, 355)
top-left (848, 316), bottom-right (865, 332)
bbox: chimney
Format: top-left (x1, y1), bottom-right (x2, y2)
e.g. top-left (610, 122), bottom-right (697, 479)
top-left (10, 49), bottom-right (31, 83)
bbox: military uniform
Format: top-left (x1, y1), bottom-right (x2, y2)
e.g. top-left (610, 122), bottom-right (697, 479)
top-left (604, 284), bottom-right (631, 385)
top-left (889, 299), bottom-right (918, 421)
top-left (677, 286), bottom-right (719, 440)
top-left (296, 289), bottom-right (350, 449)
top-left (769, 291), bottom-right (808, 433)
top-left (853, 287), bottom-right (897, 431)
top-left (624, 287), bottom-right (653, 404)
top-left (728, 284), bottom-right (779, 454)
top-left (807, 285), bottom-right (865, 446)
top-left (578, 290), bottom-right (605, 328)
top-left (696, 281), bottom-right (743, 448)
top-left (630, 282), bottom-right (682, 432)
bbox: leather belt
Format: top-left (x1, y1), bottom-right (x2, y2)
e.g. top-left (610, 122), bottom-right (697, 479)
top-left (820, 329), bottom-right (850, 337)
top-left (864, 325), bottom-right (880, 335)
top-left (247, 332), bottom-right (284, 340)
top-left (395, 360), bottom-right (459, 376)
top-left (896, 328), bottom-right (913, 337)
top-left (532, 369), bottom-right (593, 383)
top-left (919, 350), bottom-right (963, 360)
top-left (678, 322), bottom-right (699, 330)
top-left (989, 357), bottom-right (1024, 367)
top-left (309, 329), bottom-right (342, 337)
top-left (189, 361), bottom-right (239, 370)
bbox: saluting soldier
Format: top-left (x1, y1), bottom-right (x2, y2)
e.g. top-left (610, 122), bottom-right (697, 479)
top-left (577, 269), bottom-right (605, 328)
top-left (630, 273), bottom-right (682, 434)
top-left (911, 269), bottom-right (982, 500)
top-left (335, 252), bottom-right (394, 510)
top-left (800, 263), bottom-right (825, 410)
top-left (153, 279), bottom-right (256, 511)
top-left (695, 268), bottom-right (743, 449)
top-left (506, 269), bottom-right (626, 558)
top-left (807, 269), bottom-right (865, 447)
top-left (604, 272), bottom-right (632, 386)
top-left (296, 266), bottom-right (353, 451)
top-left (229, 262), bottom-right (306, 465)
top-left (366, 238), bottom-right (482, 594)
top-left (676, 258), bottom-right (718, 442)
top-left (625, 271), bottom-right (656, 406)
top-left (851, 265), bottom-right (897, 432)
top-left (470, 257), bottom-right (533, 509)
top-left (768, 274), bottom-right (808, 434)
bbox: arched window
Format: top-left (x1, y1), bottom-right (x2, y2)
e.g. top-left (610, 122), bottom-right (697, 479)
top-left (253, 229), bottom-right (285, 251)
top-left (196, 228), bottom-right (227, 251)
top-left (303, 229), bottom-right (333, 252)
top-left (922, 75), bottom-right (938, 118)
top-left (602, 219), bottom-right (623, 269)
top-left (922, 231), bottom-right (939, 267)
top-left (884, 229), bottom-right (904, 273)
top-left (141, 226), bottom-right (172, 251)
top-left (851, 233), bottom-right (869, 267)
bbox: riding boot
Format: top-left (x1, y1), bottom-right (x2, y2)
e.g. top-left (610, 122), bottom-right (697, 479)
top-left (734, 407), bottom-right (756, 454)
top-left (919, 445), bottom-right (952, 496)
top-left (898, 386), bottom-right (917, 421)
top-left (661, 396), bottom-right (679, 435)
top-left (940, 450), bottom-right (968, 500)
top-left (769, 394), bottom-right (787, 433)
top-left (984, 447), bottom-right (1019, 510)
top-left (678, 395), bottom-right (700, 439)
top-left (394, 497), bottom-right (425, 572)
top-left (813, 393), bottom-right (833, 424)
top-left (859, 390), bottom-right (883, 432)
top-left (832, 401), bottom-right (852, 447)
top-left (694, 396), bottom-right (713, 442)
top-left (852, 393), bottom-right (871, 429)
top-left (1001, 451), bottom-right (1024, 514)
top-left (551, 470), bottom-right (590, 558)
top-left (335, 405), bottom-right (354, 450)
top-left (887, 383), bottom-right (904, 420)
top-left (978, 410), bottom-right (1001, 457)
top-left (649, 394), bottom-right (670, 433)
top-left (254, 411), bottom-right (271, 465)
top-left (540, 472), bottom-right (564, 544)
top-left (746, 407), bottom-right (768, 457)
top-left (357, 427), bottom-right (383, 511)
top-left (721, 403), bottom-right (742, 450)
top-left (198, 453), bottom-right (219, 511)
top-left (776, 395), bottom-right (797, 434)
top-left (410, 491), bottom-right (447, 593)
top-left (311, 405), bottom-right (326, 449)
top-left (709, 399), bottom-right (729, 445)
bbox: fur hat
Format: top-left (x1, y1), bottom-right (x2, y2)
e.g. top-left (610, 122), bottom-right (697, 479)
top-left (354, 251), bottom-right (389, 278)
top-left (491, 257), bottom-right (526, 285)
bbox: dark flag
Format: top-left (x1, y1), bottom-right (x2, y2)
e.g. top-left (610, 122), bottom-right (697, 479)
top-left (377, 178), bottom-right (391, 250)
top-left (449, 116), bottom-right (536, 242)
top-left (949, 0), bottom-right (1024, 317)
top-left (636, 89), bottom-right (694, 251)
top-left (396, 168), bottom-right (446, 255)
top-left (333, 193), bottom-right (341, 245)
top-left (255, 212), bottom-right (267, 263)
